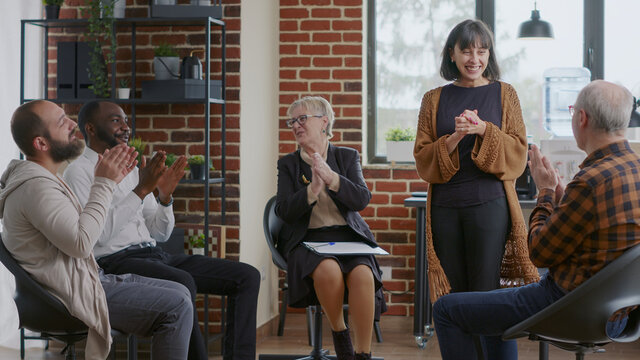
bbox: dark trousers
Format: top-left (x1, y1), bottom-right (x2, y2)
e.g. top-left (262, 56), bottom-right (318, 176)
top-left (98, 246), bottom-right (260, 360)
top-left (431, 196), bottom-right (510, 359)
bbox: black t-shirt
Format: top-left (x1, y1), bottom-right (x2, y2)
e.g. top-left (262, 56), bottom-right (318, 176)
top-left (431, 82), bottom-right (505, 208)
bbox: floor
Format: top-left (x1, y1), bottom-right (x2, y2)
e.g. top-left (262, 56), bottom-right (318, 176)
top-left (3, 314), bottom-right (640, 359)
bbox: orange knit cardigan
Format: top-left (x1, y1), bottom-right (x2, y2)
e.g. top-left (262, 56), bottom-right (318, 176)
top-left (413, 81), bottom-right (540, 303)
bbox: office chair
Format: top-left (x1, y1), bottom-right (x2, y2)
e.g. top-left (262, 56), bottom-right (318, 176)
top-left (259, 196), bottom-right (383, 360)
top-left (503, 243), bottom-right (640, 360)
top-left (0, 235), bottom-right (136, 360)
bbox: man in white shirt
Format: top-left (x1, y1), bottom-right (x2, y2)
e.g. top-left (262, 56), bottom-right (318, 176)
top-left (1, 100), bottom-right (193, 359)
top-left (63, 100), bottom-right (260, 360)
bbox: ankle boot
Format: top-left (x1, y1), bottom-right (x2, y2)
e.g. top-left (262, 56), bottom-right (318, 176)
top-left (355, 352), bottom-right (372, 360)
top-left (331, 328), bottom-right (354, 360)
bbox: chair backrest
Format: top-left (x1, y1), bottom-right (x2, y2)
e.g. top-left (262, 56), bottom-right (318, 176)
top-left (263, 195), bottom-right (288, 271)
top-left (0, 234), bottom-right (87, 333)
top-left (504, 243), bottom-right (640, 344)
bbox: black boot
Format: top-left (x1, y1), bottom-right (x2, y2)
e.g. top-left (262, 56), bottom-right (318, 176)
top-left (354, 352), bottom-right (372, 360)
top-left (331, 328), bottom-right (354, 360)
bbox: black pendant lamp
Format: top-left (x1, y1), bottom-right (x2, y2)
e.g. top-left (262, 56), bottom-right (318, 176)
top-left (518, 1), bottom-right (554, 39)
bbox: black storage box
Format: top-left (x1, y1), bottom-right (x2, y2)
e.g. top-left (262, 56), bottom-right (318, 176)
top-left (141, 79), bottom-right (222, 100)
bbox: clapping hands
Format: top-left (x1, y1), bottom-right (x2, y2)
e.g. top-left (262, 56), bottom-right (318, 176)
top-left (309, 152), bottom-right (336, 196)
top-left (95, 144), bottom-right (138, 183)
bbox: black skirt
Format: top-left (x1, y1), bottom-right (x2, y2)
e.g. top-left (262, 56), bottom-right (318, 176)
top-left (286, 225), bottom-right (384, 309)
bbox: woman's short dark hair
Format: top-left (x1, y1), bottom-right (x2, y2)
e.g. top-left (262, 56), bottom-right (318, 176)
top-left (440, 19), bottom-right (500, 82)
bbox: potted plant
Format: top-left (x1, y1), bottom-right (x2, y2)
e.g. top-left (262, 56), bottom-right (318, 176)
top-left (153, 43), bottom-right (180, 80)
top-left (117, 78), bottom-right (130, 99)
top-left (43, 0), bottom-right (63, 19)
top-left (128, 137), bottom-right (147, 165)
top-left (385, 126), bottom-right (416, 163)
top-left (83, 0), bottom-right (116, 98)
top-left (187, 155), bottom-right (214, 180)
top-left (165, 153), bottom-right (177, 167)
top-left (188, 233), bottom-right (205, 255)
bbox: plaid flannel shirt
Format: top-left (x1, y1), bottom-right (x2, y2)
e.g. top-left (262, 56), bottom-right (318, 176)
top-left (529, 140), bottom-right (640, 292)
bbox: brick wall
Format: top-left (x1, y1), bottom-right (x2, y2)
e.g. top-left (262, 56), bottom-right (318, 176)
top-left (50, 0), bottom-right (241, 335)
top-left (278, 0), bottom-right (426, 316)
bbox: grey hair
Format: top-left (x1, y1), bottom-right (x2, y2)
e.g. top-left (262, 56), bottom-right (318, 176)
top-left (574, 80), bottom-right (634, 133)
top-left (287, 96), bottom-right (335, 138)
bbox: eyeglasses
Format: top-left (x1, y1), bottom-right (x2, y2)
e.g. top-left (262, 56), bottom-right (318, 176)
top-left (286, 114), bottom-right (324, 128)
top-left (568, 105), bottom-right (575, 116)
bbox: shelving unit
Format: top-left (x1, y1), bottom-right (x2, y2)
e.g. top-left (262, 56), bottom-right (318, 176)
top-left (20, 16), bottom-right (227, 351)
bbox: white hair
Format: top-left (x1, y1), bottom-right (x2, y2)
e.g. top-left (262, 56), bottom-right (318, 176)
top-left (574, 80), bottom-right (634, 133)
top-left (286, 96), bottom-right (335, 138)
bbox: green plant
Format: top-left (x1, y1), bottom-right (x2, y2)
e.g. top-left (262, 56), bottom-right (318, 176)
top-left (43, 0), bottom-right (64, 5)
top-left (165, 153), bottom-right (177, 167)
top-left (189, 233), bottom-right (205, 248)
top-left (385, 126), bottom-right (415, 142)
top-left (119, 77), bottom-right (130, 88)
top-left (154, 43), bottom-right (179, 58)
top-left (83, 0), bottom-right (116, 98)
top-left (187, 155), bottom-right (215, 170)
top-left (128, 137), bottom-right (147, 164)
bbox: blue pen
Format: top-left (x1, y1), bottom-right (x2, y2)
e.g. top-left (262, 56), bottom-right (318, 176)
top-left (315, 242), bottom-right (335, 247)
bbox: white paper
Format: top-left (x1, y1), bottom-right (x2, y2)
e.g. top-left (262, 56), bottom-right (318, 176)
top-left (303, 242), bottom-right (389, 255)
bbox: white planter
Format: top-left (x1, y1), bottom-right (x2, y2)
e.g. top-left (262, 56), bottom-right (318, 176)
top-left (154, 0), bottom-right (177, 4)
top-left (153, 56), bottom-right (180, 80)
top-left (386, 140), bottom-right (415, 163)
top-left (117, 88), bottom-right (130, 99)
top-left (113, 0), bottom-right (126, 18)
top-left (192, 248), bottom-right (204, 256)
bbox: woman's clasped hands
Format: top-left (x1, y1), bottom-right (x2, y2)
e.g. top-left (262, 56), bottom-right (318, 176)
top-left (310, 152), bottom-right (336, 196)
top-left (455, 109), bottom-right (487, 137)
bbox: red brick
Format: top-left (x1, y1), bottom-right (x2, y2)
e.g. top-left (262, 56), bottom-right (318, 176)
top-left (390, 219), bottom-right (416, 231)
top-left (280, 8), bottom-right (309, 19)
top-left (300, 44), bottom-right (330, 55)
top-left (332, 20), bottom-right (362, 31)
top-left (377, 207), bottom-right (409, 218)
top-left (280, 57), bottom-right (311, 67)
top-left (280, 81), bottom-right (309, 92)
top-left (310, 82), bottom-right (341, 92)
top-left (312, 57), bottom-right (342, 67)
top-left (280, 21), bottom-right (298, 32)
top-left (311, 8), bottom-right (341, 18)
top-left (376, 181), bottom-right (406, 192)
top-left (332, 45), bottom-right (361, 56)
top-left (391, 194), bottom-right (412, 205)
top-left (344, 8), bottom-right (362, 18)
top-left (391, 244), bottom-right (415, 256)
top-left (365, 219), bottom-right (388, 230)
top-left (302, 0), bottom-right (331, 4)
top-left (363, 168), bottom-right (390, 179)
top-left (280, 45), bottom-right (298, 55)
top-left (280, 33), bottom-right (310, 43)
top-left (409, 182), bottom-right (429, 192)
top-left (333, 69), bottom-right (361, 80)
top-left (384, 305), bottom-right (408, 316)
top-left (342, 107), bottom-right (362, 117)
top-left (153, 117), bottom-right (186, 129)
top-left (370, 193), bottom-right (389, 204)
top-left (359, 207), bottom-right (374, 217)
top-left (334, 0), bottom-right (362, 5)
top-left (392, 269), bottom-right (415, 280)
top-left (280, 69), bottom-right (297, 79)
top-left (312, 33), bottom-right (342, 43)
top-left (300, 20), bottom-right (331, 31)
top-left (280, 0), bottom-right (299, 5)
top-left (299, 69), bottom-right (330, 79)
top-left (393, 169), bottom-right (419, 180)
top-left (344, 56), bottom-right (362, 67)
top-left (382, 280), bottom-right (407, 292)
top-left (375, 232), bottom-right (408, 244)
top-left (332, 94), bottom-right (361, 105)
top-left (136, 130), bottom-right (168, 143)
top-left (332, 119), bottom-right (361, 129)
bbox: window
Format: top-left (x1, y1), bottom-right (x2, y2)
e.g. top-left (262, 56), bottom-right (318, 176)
top-left (367, 0), bottom-right (640, 162)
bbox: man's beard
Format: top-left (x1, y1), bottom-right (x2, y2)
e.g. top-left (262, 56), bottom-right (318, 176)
top-left (47, 136), bottom-right (85, 163)
top-left (96, 124), bottom-right (124, 149)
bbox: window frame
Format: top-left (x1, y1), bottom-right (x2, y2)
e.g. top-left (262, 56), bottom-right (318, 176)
top-left (366, 0), bottom-right (604, 163)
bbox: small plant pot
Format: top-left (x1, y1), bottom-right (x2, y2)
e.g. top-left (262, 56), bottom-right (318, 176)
top-left (191, 0), bottom-right (211, 5)
top-left (117, 88), bottom-right (131, 99)
top-left (189, 164), bottom-right (206, 180)
top-left (45, 5), bottom-right (60, 20)
top-left (192, 248), bottom-right (204, 256)
top-left (153, 56), bottom-right (180, 80)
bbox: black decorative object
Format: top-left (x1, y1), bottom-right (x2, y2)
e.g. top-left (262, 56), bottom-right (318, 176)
top-left (518, 1), bottom-right (554, 39)
top-left (56, 42), bottom-right (96, 100)
top-left (45, 5), bottom-right (60, 19)
top-left (141, 79), bottom-right (222, 99)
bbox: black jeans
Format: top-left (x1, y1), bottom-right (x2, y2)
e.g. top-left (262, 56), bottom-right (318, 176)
top-left (431, 196), bottom-right (510, 359)
top-left (98, 246), bottom-right (260, 360)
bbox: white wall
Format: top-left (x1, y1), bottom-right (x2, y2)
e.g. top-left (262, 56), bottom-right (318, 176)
top-left (239, 0), bottom-right (280, 328)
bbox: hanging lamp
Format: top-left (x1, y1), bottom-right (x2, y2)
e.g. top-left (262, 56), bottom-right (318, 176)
top-left (518, 1), bottom-right (554, 39)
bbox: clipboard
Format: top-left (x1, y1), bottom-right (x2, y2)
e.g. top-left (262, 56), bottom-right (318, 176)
top-left (303, 241), bottom-right (389, 256)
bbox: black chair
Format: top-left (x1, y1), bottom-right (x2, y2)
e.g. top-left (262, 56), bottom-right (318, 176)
top-left (503, 243), bottom-right (640, 360)
top-left (0, 235), bottom-right (136, 360)
top-left (259, 196), bottom-right (382, 360)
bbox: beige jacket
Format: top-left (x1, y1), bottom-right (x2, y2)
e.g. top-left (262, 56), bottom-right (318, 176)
top-left (414, 82), bottom-right (540, 302)
top-left (0, 160), bottom-right (115, 359)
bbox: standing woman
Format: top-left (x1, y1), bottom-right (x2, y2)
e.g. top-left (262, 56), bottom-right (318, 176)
top-left (275, 96), bottom-right (384, 360)
top-left (413, 19), bottom-right (538, 358)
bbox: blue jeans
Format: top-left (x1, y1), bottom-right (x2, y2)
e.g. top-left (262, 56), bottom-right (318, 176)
top-left (433, 273), bottom-right (566, 360)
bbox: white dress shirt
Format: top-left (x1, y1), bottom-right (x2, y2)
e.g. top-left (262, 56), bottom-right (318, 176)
top-left (63, 148), bottom-right (175, 258)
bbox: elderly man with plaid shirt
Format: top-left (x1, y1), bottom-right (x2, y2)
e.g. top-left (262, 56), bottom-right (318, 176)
top-left (431, 80), bottom-right (640, 360)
